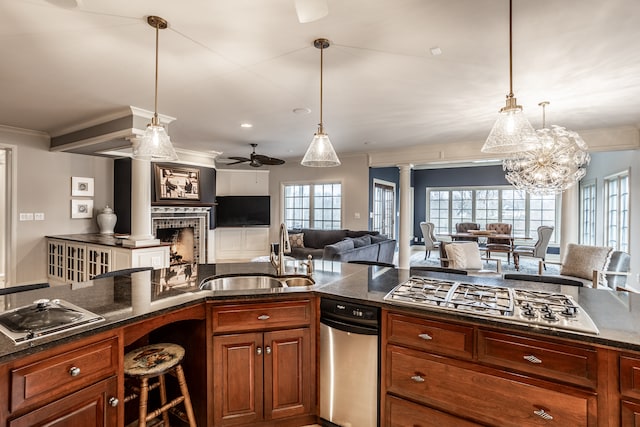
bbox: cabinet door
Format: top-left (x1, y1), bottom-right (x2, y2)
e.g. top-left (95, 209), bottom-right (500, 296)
top-left (47, 240), bottom-right (65, 280)
top-left (86, 245), bottom-right (112, 279)
top-left (622, 400), bottom-right (640, 426)
top-left (213, 332), bottom-right (264, 426)
top-left (8, 376), bottom-right (117, 427)
top-left (264, 328), bottom-right (311, 421)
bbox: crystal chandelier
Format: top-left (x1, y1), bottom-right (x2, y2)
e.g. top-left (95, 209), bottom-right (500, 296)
top-left (132, 16), bottom-right (178, 161)
top-left (502, 102), bottom-right (590, 195)
top-left (301, 38), bottom-right (340, 167)
top-left (481, 0), bottom-right (539, 155)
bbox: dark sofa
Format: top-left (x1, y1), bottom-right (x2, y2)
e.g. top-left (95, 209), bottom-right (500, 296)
top-left (288, 228), bottom-right (396, 265)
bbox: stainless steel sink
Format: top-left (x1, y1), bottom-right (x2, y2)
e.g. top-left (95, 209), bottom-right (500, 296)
top-left (200, 275), bottom-right (284, 291)
top-left (280, 276), bottom-right (315, 287)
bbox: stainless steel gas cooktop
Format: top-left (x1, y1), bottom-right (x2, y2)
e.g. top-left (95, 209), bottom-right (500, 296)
top-left (384, 277), bottom-right (599, 335)
top-left (0, 299), bottom-right (104, 344)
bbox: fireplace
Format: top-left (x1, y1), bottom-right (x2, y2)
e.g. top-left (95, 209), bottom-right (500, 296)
top-left (151, 206), bottom-right (210, 264)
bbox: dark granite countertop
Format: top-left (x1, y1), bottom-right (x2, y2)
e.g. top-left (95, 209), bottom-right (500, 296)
top-left (46, 233), bottom-right (169, 248)
top-left (1, 261), bottom-right (639, 363)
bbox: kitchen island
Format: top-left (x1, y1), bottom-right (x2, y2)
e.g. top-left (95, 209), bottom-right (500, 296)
top-left (0, 261), bottom-right (639, 426)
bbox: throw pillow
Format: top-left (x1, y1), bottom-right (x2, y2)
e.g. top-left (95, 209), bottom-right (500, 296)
top-left (560, 243), bottom-right (612, 284)
top-left (445, 242), bottom-right (482, 270)
top-left (370, 234), bottom-right (389, 243)
top-left (289, 233), bottom-right (305, 249)
top-left (350, 235), bottom-right (372, 248)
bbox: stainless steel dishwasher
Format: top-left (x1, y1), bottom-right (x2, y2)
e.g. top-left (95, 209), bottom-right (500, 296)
top-left (320, 298), bottom-right (380, 427)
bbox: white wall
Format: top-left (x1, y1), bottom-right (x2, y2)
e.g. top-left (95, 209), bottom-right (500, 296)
top-left (267, 153), bottom-right (370, 242)
top-left (0, 126), bottom-right (113, 284)
top-left (582, 149), bottom-right (640, 286)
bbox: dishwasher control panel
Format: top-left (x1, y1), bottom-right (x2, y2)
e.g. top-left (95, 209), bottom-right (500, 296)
top-left (320, 298), bottom-right (379, 327)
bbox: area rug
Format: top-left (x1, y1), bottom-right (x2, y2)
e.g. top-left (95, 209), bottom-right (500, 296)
top-left (410, 250), bottom-right (560, 275)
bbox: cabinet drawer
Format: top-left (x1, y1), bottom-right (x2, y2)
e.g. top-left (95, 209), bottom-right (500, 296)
top-left (477, 329), bottom-right (598, 389)
top-left (621, 400), bottom-right (640, 426)
top-left (386, 313), bottom-right (473, 359)
top-left (212, 300), bottom-right (311, 333)
top-left (387, 345), bottom-right (594, 427)
top-left (621, 355), bottom-right (640, 400)
top-left (11, 336), bottom-right (118, 412)
top-left (386, 395), bottom-right (481, 427)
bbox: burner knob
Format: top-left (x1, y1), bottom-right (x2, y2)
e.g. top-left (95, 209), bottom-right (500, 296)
top-left (522, 308), bottom-right (535, 318)
top-left (562, 306), bottom-right (577, 316)
top-left (540, 304), bottom-right (551, 313)
top-left (543, 311), bottom-right (558, 321)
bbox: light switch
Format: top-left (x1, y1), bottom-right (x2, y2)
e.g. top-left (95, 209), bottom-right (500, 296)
top-left (19, 213), bottom-right (34, 221)
top-left (34, 213), bottom-right (45, 221)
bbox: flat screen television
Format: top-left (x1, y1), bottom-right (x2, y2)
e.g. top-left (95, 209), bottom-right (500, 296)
top-left (215, 195), bottom-right (271, 227)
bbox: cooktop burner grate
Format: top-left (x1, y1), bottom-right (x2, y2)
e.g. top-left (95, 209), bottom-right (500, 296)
top-left (384, 277), bottom-right (599, 335)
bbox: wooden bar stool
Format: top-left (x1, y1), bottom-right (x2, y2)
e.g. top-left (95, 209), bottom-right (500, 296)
top-left (124, 343), bottom-right (196, 427)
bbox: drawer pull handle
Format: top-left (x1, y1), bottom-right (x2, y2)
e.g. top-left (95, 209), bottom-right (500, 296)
top-left (69, 366), bottom-right (81, 377)
top-left (108, 397), bottom-right (119, 407)
top-left (257, 347), bottom-right (262, 355)
top-left (418, 333), bottom-right (433, 341)
top-left (410, 375), bottom-right (425, 383)
top-left (523, 355), bottom-right (542, 364)
top-left (265, 346), bottom-right (271, 355)
top-left (257, 314), bottom-right (270, 321)
top-left (533, 409), bottom-right (553, 420)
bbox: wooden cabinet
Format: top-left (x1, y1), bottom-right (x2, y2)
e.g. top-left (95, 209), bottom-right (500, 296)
top-left (382, 309), bottom-right (599, 426)
top-left (621, 354), bottom-right (640, 426)
top-left (211, 299), bottom-right (314, 426)
top-left (0, 332), bottom-right (120, 426)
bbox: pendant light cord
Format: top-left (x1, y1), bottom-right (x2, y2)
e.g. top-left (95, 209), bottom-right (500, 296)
top-left (153, 21), bottom-right (160, 126)
top-left (508, 0), bottom-right (514, 99)
top-left (319, 45), bottom-right (324, 133)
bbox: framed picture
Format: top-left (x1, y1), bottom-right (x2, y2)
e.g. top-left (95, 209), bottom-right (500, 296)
top-left (154, 164), bottom-right (200, 201)
top-left (71, 199), bottom-right (93, 219)
top-left (71, 177), bottom-right (94, 197)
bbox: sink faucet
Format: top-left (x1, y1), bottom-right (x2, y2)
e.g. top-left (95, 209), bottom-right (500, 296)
top-left (270, 223), bottom-right (290, 276)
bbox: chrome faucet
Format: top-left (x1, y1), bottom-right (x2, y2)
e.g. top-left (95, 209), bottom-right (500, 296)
top-left (270, 223), bottom-right (289, 276)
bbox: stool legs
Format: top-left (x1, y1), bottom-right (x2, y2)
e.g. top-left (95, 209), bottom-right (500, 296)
top-left (138, 378), bottom-right (149, 427)
top-left (158, 374), bottom-right (170, 426)
top-left (175, 365), bottom-right (197, 427)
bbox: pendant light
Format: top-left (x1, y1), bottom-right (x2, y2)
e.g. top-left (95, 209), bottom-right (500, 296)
top-left (481, 0), bottom-right (538, 155)
top-left (301, 38), bottom-right (340, 167)
top-left (132, 16), bottom-right (179, 161)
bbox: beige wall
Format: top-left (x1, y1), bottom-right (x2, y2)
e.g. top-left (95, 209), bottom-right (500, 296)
top-left (0, 126), bottom-right (113, 284)
top-left (266, 153), bottom-right (370, 242)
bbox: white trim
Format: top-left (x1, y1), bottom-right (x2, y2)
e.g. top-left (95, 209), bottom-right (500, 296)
top-left (0, 143), bottom-right (17, 286)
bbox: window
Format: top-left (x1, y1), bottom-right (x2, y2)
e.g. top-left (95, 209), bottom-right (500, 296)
top-left (426, 186), bottom-right (558, 241)
top-left (372, 180), bottom-right (395, 238)
top-left (283, 182), bottom-right (342, 230)
top-left (604, 171), bottom-right (629, 252)
top-left (579, 180), bottom-right (596, 245)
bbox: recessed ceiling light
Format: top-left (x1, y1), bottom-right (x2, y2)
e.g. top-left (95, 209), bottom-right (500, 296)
top-left (293, 107), bottom-right (311, 115)
top-left (240, 123), bottom-right (253, 128)
top-left (430, 47), bottom-right (442, 56)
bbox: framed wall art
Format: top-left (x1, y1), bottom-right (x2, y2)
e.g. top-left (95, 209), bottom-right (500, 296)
top-left (71, 199), bottom-right (94, 219)
top-left (71, 176), bottom-right (94, 197)
top-left (154, 164), bottom-right (201, 201)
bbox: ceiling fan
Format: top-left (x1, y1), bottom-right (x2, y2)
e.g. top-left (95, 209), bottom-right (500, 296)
top-left (226, 143), bottom-right (285, 167)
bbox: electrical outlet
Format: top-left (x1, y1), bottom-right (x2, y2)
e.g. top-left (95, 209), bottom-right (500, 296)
top-left (19, 213), bottom-right (34, 221)
top-left (34, 213), bottom-right (45, 221)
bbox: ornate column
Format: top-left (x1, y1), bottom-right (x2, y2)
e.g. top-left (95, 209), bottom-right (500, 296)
top-left (397, 163), bottom-right (413, 269)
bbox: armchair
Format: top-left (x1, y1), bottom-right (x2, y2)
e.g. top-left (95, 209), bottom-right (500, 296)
top-left (439, 241), bottom-right (502, 275)
top-left (513, 226), bottom-right (554, 271)
top-left (485, 223), bottom-right (513, 264)
top-left (419, 221), bottom-right (440, 259)
top-left (538, 244), bottom-right (630, 288)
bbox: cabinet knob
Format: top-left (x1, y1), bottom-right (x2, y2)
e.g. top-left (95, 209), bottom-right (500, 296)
top-left (418, 333), bottom-right (433, 341)
top-left (108, 397), bottom-right (119, 407)
top-left (533, 409), bottom-right (553, 420)
top-left (265, 346), bottom-right (271, 355)
top-left (523, 354), bottom-right (542, 364)
top-left (257, 314), bottom-right (270, 321)
top-left (410, 375), bottom-right (425, 383)
top-left (257, 347), bottom-right (262, 355)
top-left (69, 366), bottom-right (81, 377)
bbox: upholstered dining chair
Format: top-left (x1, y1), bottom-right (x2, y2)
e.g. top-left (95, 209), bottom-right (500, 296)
top-left (439, 241), bottom-right (502, 275)
top-left (454, 222), bottom-right (480, 242)
top-left (420, 222), bottom-right (440, 259)
top-left (485, 223), bottom-right (513, 264)
top-left (512, 226), bottom-right (554, 271)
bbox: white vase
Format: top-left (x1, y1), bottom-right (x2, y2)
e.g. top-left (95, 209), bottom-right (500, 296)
top-left (97, 206), bottom-right (117, 234)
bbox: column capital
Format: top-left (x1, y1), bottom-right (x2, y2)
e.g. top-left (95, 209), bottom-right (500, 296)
top-left (396, 163), bottom-right (414, 170)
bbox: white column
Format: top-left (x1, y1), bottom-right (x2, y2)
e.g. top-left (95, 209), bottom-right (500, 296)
top-left (559, 185), bottom-right (579, 258)
top-left (397, 164), bottom-right (413, 269)
top-left (123, 153), bottom-right (160, 247)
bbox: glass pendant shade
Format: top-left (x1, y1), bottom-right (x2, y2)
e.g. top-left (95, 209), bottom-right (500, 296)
top-left (301, 131), bottom-right (340, 167)
top-left (483, 105), bottom-right (540, 154)
top-left (503, 124), bottom-right (590, 195)
top-left (133, 122), bottom-right (178, 161)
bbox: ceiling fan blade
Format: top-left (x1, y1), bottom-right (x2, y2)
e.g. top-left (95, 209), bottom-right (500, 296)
top-left (253, 154), bottom-right (285, 165)
top-left (295, 0), bottom-right (328, 23)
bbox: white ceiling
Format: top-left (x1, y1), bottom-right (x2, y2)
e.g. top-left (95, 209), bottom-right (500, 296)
top-left (2, 0), bottom-right (640, 165)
